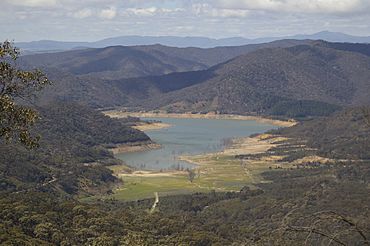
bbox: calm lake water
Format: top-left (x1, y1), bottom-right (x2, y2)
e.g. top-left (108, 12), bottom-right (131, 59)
top-left (115, 117), bottom-right (278, 170)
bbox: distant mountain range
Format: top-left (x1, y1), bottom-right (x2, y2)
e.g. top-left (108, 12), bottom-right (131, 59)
top-left (19, 39), bottom-right (308, 80)
top-left (20, 39), bottom-right (308, 108)
top-left (17, 31), bottom-right (370, 52)
top-left (22, 40), bottom-right (370, 118)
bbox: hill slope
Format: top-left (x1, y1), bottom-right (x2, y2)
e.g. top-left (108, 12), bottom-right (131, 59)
top-left (0, 103), bottom-right (149, 195)
top-left (127, 42), bottom-right (370, 117)
top-left (20, 46), bottom-right (207, 80)
top-left (20, 40), bottom-right (310, 80)
top-left (23, 41), bottom-right (370, 117)
top-left (273, 107), bottom-right (370, 160)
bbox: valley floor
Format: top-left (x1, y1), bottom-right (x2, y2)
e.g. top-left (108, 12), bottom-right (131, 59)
top-left (93, 112), bottom-right (330, 202)
top-left (103, 134), bottom-right (295, 201)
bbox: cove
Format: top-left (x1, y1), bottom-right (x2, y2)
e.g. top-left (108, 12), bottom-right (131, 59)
top-left (115, 117), bottom-right (279, 170)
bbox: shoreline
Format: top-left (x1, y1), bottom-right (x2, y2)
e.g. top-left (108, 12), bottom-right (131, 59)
top-left (179, 133), bottom-right (332, 173)
top-left (132, 122), bottom-right (171, 131)
top-left (118, 170), bottom-right (188, 178)
top-left (109, 142), bottom-right (161, 155)
top-left (104, 110), bottom-right (294, 175)
top-left (117, 134), bottom-right (284, 178)
top-left (178, 133), bottom-right (285, 168)
top-left (104, 111), bottom-right (296, 127)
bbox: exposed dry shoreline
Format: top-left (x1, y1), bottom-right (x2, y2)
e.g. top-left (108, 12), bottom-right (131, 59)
top-left (132, 122), bottom-right (171, 131)
top-left (178, 134), bottom-right (285, 167)
top-left (104, 111), bottom-right (296, 127)
top-left (178, 133), bottom-right (332, 172)
top-left (118, 170), bottom-right (187, 178)
top-left (109, 141), bottom-right (161, 155)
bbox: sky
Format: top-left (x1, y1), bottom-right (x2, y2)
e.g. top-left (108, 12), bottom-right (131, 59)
top-left (1, 0), bottom-right (370, 42)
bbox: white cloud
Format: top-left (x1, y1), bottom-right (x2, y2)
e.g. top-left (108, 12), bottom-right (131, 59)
top-left (214, 0), bottom-right (369, 14)
top-left (192, 3), bottom-right (249, 18)
top-left (6, 0), bottom-right (58, 7)
top-left (73, 8), bottom-right (93, 19)
top-left (174, 25), bottom-right (194, 30)
top-left (99, 7), bottom-right (117, 19)
top-left (124, 7), bottom-right (185, 17)
top-left (125, 7), bottom-right (158, 16)
top-left (16, 11), bottom-right (29, 20)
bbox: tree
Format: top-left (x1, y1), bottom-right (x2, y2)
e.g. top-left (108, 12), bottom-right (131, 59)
top-left (0, 40), bottom-right (50, 147)
top-left (187, 169), bottom-right (196, 183)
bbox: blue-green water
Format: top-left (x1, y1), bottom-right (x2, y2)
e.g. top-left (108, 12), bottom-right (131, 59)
top-left (115, 117), bottom-right (278, 170)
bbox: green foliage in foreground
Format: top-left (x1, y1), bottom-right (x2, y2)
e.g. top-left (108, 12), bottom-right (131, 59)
top-left (1, 162), bottom-right (369, 245)
top-left (0, 41), bottom-right (51, 147)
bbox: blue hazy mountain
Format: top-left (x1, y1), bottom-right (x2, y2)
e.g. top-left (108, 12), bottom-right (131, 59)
top-left (16, 31), bottom-right (370, 52)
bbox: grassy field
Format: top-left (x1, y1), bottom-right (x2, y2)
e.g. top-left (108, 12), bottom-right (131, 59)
top-left (111, 175), bottom-right (207, 201)
top-left (104, 150), bottom-right (278, 201)
top-left (178, 154), bottom-right (274, 190)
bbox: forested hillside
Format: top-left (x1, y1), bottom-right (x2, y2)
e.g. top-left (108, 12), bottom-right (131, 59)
top-left (18, 40), bottom-right (308, 109)
top-left (20, 46), bottom-right (207, 80)
top-left (33, 68), bottom-right (133, 108)
top-left (271, 107), bottom-right (370, 160)
top-left (19, 39), bottom-right (309, 80)
top-left (132, 42), bottom-right (370, 117)
top-left (0, 103), bottom-right (149, 195)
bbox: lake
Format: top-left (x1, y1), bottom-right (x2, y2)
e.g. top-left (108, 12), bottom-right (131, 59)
top-left (115, 117), bottom-right (278, 170)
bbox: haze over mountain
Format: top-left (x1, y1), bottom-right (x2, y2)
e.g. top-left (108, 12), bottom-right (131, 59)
top-left (17, 31), bottom-right (370, 53)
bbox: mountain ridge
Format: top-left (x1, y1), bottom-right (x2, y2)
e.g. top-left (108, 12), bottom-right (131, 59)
top-left (16, 31), bottom-right (370, 52)
top-left (20, 39), bottom-right (310, 80)
top-left (120, 42), bottom-right (370, 117)
top-left (22, 41), bottom-right (370, 118)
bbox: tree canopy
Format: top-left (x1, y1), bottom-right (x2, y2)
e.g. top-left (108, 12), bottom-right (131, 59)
top-left (0, 41), bottom-right (50, 147)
